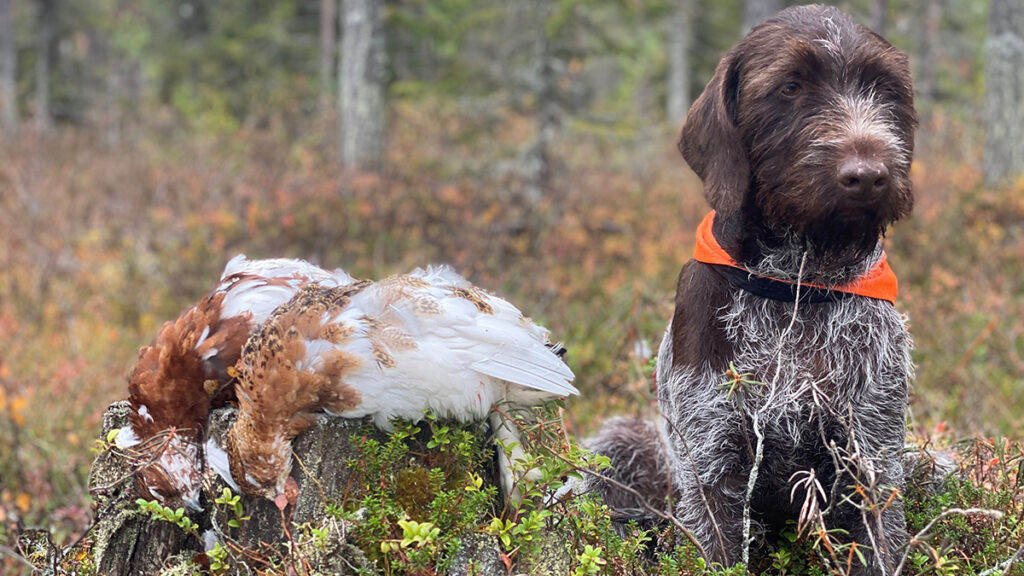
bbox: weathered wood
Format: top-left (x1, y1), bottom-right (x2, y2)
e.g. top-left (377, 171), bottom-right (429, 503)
top-left (87, 401), bottom-right (198, 575)
top-left (202, 407), bottom-right (388, 552)
top-left (65, 403), bottom-right (533, 575)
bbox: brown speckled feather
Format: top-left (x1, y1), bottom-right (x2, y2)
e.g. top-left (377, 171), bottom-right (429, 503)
top-left (120, 255), bottom-right (352, 508)
top-left (227, 284), bottom-right (366, 497)
top-left (215, 266), bottom-right (577, 503)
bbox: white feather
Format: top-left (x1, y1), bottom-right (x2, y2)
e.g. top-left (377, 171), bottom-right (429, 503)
top-left (115, 425), bottom-right (140, 448)
top-left (299, 267), bottom-right (576, 426)
top-left (471, 353), bottom-right (577, 396)
top-left (195, 325), bottom-right (211, 349)
top-left (407, 264), bottom-right (470, 287)
top-left (229, 263), bottom-right (578, 504)
top-left (201, 529), bottom-right (221, 552)
top-left (216, 254), bottom-right (354, 323)
top-left (205, 438), bottom-right (240, 492)
top-left (221, 254), bottom-right (353, 285)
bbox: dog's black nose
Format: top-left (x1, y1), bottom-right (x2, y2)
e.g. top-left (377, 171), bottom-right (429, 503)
top-left (838, 157), bottom-right (889, 196)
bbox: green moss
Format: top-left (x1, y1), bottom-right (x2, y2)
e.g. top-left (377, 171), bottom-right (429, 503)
top-left (902, 439), bottom-right (1024, 575)
top-left (393, 466), bottom-right (437, 519)
top-left (336, 416), bottom-right (498, 575)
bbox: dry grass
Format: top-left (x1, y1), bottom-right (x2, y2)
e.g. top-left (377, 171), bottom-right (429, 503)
top-left (0, 104), bottom-right (1021, 556)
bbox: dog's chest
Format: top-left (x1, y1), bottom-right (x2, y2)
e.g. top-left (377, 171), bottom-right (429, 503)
top-left (720, 291), bottom-right (911, 419)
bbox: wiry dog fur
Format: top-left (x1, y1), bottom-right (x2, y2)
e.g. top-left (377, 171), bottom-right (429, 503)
top-left (580, 417), bottom-right (674, 521)
top-left (652, 5), bottom-right (915, 574)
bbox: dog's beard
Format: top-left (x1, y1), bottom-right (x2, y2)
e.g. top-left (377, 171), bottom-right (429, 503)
top-left (750, 226), bottom-right (884, 286)
top-left (751, 185), bottom-right (901, 285)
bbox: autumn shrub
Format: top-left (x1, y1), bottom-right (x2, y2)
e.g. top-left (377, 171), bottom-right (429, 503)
top-left (0, 102), bottom-right (1022, 568)
top-left (889, 162), bottom-right (1024, 438)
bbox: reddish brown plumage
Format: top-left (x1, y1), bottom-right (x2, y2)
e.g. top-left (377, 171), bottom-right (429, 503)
top-left (227, 285), bottom-right (363, 498)
top-left (119, 254), bottom-right (362, 508)
top-left (127, 293), bottom-right (248, 437)
top-left (126, 292), bottom-right (251, 504)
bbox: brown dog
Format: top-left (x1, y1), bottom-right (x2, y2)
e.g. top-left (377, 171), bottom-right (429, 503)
top-left (656, 5), bottom-right (915, 573)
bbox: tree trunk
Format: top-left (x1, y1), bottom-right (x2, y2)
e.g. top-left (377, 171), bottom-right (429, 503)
top-left (84, 403), bottom-right (385, 575)
top-left (320, 0), bottom-right (337, 116)
top-left (870, 0), bottom-right (888, 36)
top-left (521, 0), bottom-right (557, 213)
top-left (35, 0), bottom-right (54, 133)
top-left (0, 0), bottom-right (17, 135)
top-left (63, 402), bottom-right (515, 576)
top-left (983, 0), bottom-right (1024, 186)
top-left (666, 0), bottom-right (693, 125)
top-left (339, 0), bottom-right (387, 172)
top-left (742, 0), bottom-right (781, 34)
top-left (915, 0), bottom-right (941, 108)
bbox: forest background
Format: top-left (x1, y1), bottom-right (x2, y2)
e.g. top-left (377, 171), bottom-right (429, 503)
top-left (0, 0), bottom-right (1022, 552)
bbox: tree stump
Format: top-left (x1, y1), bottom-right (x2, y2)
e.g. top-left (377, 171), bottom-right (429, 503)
top-left (52, 402), bottom-right (525, 575)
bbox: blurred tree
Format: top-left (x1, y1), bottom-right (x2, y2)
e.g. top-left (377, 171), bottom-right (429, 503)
top-left (34, 0), bottom-right (54, 132)
top-left (983, 0), bottom-right (1024, 185)
top-left (320, 0), bottom-right (337, 116)
top-left (145, 0), bottom-right (318, 133)
top-left (0, 0), bottom-right (16, 134)
top-left (520, 0), bottom-right (557, 211)
top-left (914, 0), bottom-right (942, 108)
top-left (742, 0), bottom-right (780, 33)
top-left (339, 0), bottom-right (387, 171)
top-left (666, 0), bottom-right (693, 125)
top-left (870, 0), bottom-right (887, 35)
top-left (690, 2), bottom-right (742, 90)
top-left (0, 0), bottom-right (993, 162)
top-left (512, 0), bottom-right (626, 227)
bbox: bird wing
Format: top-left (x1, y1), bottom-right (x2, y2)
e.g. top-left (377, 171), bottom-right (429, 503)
top-left (368, 268), bottom-right (577, 397)
top-left (221, 254), bottom-right (355, 285)
top-left (457, 314), bottom-right (577, 396)
top-left (216, 254), bottom-right (354, 322)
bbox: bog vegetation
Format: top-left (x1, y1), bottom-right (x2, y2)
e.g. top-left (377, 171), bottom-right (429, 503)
top-left (0, 0), bottom-right (1021, 573)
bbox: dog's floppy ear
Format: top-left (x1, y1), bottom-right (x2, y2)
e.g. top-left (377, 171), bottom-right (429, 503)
top-left (678, 50), bottom-right (747, 215)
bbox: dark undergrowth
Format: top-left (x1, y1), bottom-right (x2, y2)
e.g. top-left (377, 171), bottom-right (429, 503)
top-left (0, 107), bottom-right (1022, 572)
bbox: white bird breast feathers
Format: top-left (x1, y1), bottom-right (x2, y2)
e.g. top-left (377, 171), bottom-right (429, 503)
top-left (293, 276), bottom-right (576, 426)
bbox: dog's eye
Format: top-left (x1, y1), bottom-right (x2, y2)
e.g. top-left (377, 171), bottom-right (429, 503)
top-left (780, 81), bottom-right (802, 98)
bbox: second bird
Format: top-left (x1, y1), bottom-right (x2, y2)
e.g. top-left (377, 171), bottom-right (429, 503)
top-left (210, 265), bottom-right (577, 508)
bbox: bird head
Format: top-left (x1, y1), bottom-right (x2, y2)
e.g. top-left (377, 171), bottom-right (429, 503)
top-left (133, 435), bottom-right (204, 512)
top-left (224, 422), bottom-right (299, 509)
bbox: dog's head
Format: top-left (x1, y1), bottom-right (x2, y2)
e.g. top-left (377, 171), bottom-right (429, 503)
top-left (680, 5), bottom-right (916, 267)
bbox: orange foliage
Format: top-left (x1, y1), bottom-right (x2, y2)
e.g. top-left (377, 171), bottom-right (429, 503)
top-left (0, 105), bottom-right (1020, 548)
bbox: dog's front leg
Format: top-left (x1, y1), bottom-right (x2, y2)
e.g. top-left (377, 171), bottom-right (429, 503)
top-left (668, 409), bottom-right (751, 566)
top-left (833, 392), bottom-right (908, 576)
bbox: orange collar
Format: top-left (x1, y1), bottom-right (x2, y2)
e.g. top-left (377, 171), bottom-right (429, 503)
top-left (693, 211), bottom-right (898, 304)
